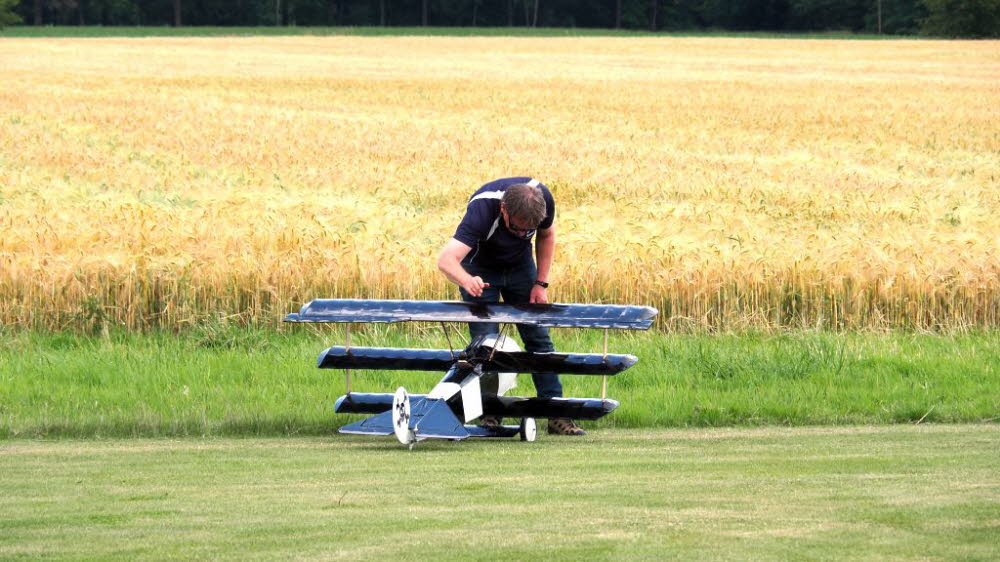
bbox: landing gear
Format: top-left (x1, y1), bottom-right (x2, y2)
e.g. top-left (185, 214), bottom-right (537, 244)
top-left (519, 417), bottom-right (537, 442)
top-left (391, 387), bottom-right (414, 446)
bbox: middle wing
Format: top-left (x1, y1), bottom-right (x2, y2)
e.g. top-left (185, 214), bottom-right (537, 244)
top-left (319, 346), bottom-right (456, 371)
top-left (318, 346), bottom-right (638, 375)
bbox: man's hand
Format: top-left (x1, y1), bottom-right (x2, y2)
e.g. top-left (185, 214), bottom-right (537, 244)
top-left (462, 276), bottom-right (490, 298)
top-left (530, 284), bottom-right (548, 304)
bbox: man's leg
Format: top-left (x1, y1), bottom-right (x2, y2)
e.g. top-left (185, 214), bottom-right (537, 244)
top-left (501, 262), bottom-right (562, 397)
top-left (513, 324), bottom-right (561, 398)
top-left (501, 264), bottom-right (584, 435)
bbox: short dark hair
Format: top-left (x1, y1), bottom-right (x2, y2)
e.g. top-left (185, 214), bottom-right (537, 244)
top-left (501, 184), bottom-right (546, 227)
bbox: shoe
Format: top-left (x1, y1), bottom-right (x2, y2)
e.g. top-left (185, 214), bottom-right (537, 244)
top-left (547, 418), bottom-right (586, 436)
top-left (479, 415), bottom-right (503, 430)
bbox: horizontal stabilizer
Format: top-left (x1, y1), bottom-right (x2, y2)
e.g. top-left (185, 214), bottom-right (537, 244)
top-left (338, 410), bottom-right (395, 436)
top-left (285, 300), bottom-right (657, 330)
top-left (338, 396), bottom-right (470, 440)
top-left (320, 346), bottom-right (637, 375)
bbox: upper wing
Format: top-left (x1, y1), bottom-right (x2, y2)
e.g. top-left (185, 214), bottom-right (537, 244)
top-left (285, 299), bottom-right (657, 330)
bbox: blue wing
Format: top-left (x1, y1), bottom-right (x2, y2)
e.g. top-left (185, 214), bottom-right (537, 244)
top-left (336, 393), bottom-right (619, 421)
top-left (285, 299), bottom-right (657, 330)
top-left (318, 346), bottom-right (638, 375)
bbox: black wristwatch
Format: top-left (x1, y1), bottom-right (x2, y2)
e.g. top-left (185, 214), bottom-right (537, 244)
top-left (534, 280), bottom-right (549, 289)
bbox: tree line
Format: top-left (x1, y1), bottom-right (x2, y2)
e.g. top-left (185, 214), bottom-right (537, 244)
top-left (4, 0), bottom-right (999, 37)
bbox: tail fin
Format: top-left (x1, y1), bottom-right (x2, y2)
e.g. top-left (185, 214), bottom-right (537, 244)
top-left (410, 398), bottom-right (469, 440)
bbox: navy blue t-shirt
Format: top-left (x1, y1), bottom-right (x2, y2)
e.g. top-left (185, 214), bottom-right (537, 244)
top-left (453, 177), bottom-right (555, 268)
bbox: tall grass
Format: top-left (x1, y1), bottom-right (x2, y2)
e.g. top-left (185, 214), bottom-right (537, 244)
top-left (1, 36), bottom-right (998, 331)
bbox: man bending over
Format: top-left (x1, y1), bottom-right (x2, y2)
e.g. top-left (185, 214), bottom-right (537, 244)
top-left (437, 177), bottom-right (585, 436)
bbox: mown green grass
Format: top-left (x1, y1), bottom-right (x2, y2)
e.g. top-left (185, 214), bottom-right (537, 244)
top-left (1, 426), bottom-right (997, 560)
top-left (1, 327), bottom-right (997, 437)
top-left (0, 25), bottom-right (900, 39)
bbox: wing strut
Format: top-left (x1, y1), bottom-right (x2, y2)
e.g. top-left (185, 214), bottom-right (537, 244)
top-left (601, 328), bottom-right (609, 400)
top-left (441, 322), bottom-right (456, 360)
top-left (489, 323), bottom-right (510, 362)
top-left (345, 324), bottom-right (353, 393)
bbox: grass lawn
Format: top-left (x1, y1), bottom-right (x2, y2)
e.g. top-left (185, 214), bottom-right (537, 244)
top-left (1, 425), bottom-right (997, 560)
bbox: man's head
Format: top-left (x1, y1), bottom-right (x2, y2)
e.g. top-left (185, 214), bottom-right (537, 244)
top-left (500, 183), bottom-right (546, 238)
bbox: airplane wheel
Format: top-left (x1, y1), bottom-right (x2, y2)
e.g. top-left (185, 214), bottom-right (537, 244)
top-left (519, 418), bottom-right (537, 442)
top-left (392, 387), bottom-right (413, 446)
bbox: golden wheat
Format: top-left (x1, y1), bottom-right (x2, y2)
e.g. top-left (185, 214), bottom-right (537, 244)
top-left (0, 36), bottom-right (998, 331)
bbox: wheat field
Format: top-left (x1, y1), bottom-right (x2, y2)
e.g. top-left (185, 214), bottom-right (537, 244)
top-left (0, 36), bottom-right (998, 331)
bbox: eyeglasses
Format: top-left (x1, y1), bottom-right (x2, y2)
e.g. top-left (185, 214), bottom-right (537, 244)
top-left (501, 207), bottom-right (537, 239)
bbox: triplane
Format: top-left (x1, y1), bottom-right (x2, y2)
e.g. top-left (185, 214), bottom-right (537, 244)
top-left (285, 299), bottom-right (657, 447)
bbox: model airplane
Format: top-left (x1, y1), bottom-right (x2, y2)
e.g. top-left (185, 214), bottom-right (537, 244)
top-left (284, 299), bottom-right (657, 447)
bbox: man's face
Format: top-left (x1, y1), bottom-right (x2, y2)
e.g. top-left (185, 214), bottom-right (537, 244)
top-left (501, 204), bottom-right (537, 239)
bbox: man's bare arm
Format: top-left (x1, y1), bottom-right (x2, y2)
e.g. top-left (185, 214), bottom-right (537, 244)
top-left (437, 238), bottom-right (490, 297)
top-left (531, 226), bottom-right (555, 303)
